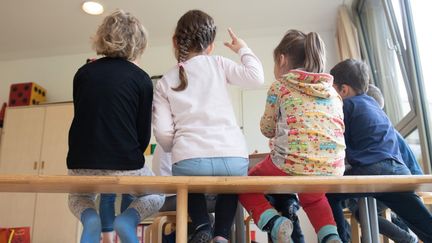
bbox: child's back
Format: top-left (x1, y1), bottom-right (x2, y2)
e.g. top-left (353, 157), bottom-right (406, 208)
top-left (154, 52), bottom-right (263, 163)
top-left (328, 59), bottom-right (432, 243)
top-left (240, 30), bottom-right (345, 243)
top-left (263, 70), bottom-right (345, 176)
top-left (342, 93), bottom-right (402, 167)
top-left (152, 10), bottom-right (264, 243)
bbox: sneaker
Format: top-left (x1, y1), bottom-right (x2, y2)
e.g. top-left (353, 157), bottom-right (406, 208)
top-left (189, 229), bottom-right (212, 243)
top-left (270, 216), bottom-right (293, 243)
top-left (326, 240), bottom-right (342, 243)
top-left (321, 234), bottom-right (342, 243)
top-left (212, 239), bottom-right (228, 243)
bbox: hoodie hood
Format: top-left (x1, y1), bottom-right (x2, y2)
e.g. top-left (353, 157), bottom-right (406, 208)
top-left (281, 69), bottom-right (334, 99)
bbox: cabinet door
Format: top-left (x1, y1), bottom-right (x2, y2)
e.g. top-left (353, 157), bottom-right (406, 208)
top-left (38, 103), bottom-right (73, 175)
top-left (32, 193), bottom-right (79, 243)
top-left (0, 107), bottom-right (45, 174)
top-left (0, 107), bottom-right (44, 231)
top-left (32, 103), bottom-right (78, 243)
top-left (0, 193), bottom-right (37, 228)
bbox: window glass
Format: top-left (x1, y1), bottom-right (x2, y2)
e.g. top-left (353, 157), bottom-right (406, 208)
top-left (411, 0), bottom-right (432, 146)
top-left (405, 129), bottom-right (424, 173)
top-left (359, 0), bottom-right (412, 125)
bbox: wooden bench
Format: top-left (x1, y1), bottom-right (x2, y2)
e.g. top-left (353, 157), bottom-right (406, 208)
top-left (1, 174), bottom-right (432, 243)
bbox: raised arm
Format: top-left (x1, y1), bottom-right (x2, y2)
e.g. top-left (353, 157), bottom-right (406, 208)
top-left (222, 28), bottom-right (264, 87)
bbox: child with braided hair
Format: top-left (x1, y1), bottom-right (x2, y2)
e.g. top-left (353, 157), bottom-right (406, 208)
top-left (152, 9), bottom-right (264, 243)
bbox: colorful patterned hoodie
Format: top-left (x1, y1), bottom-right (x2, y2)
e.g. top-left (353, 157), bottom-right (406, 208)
top-left (260, 70), bottom-right (345, 176)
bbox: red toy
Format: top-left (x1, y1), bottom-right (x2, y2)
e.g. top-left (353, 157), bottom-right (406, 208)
top-left (8, 82), bottom-right (46, 107)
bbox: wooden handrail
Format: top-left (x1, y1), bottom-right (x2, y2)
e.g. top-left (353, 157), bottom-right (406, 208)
top-left (1, 174), bottom-right (432, 194)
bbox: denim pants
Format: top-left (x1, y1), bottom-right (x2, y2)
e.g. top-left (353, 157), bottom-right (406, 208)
top-left (172, 157), bottom-right (248, 239)
top-left (346, 198), bottom-right (417, 243)
top-left (327, 159), bottom-right (432, 243)
top-left (99, 193), bottom-right (134, 232)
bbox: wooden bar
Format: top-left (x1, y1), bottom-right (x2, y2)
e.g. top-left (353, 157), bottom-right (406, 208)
top-left (1, 175), bottom-right (432, 194)
top-left (2, 174), bottom-right (432, 243)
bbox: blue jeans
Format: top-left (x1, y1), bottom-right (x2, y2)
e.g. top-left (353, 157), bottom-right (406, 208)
top-left (327, 159), bottom-right (432, 243)
top-left (346, 199), bottom-right (417, 243)
top-left (99, 193), bottom-right (134, 232)
top-left (172, 157), bottom-right (248, 239)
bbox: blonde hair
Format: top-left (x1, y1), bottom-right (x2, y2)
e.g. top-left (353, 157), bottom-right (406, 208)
top-left (172, 10), bottom-right (216, 91)
top-left (93, 10), bottom-right (147, 61)
top-left (274, 30), bottom-right (326, 73)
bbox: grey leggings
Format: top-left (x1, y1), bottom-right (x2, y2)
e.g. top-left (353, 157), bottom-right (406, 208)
top-left (68, 166), bottom-right (165, 221)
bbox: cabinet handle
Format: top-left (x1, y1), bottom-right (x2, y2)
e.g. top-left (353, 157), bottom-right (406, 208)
top-left (33, 161), bottom-right (38, 170)
top-left (41, 161), bottom-right (45, 170)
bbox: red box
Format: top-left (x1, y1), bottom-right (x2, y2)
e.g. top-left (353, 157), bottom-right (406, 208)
top-left (0, 227), bottom-right (31, 243)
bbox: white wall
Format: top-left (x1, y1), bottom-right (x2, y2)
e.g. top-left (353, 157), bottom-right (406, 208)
top-left (0, 29), bottom-right (338, 106)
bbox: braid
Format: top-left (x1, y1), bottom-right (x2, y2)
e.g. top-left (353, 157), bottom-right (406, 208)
top-left (172, 10), bottom-right (217, 92)
top-left (172, 37), bottom-right (190, 91)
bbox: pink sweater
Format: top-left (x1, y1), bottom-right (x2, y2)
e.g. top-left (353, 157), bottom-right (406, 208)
top-left (153, 47), bottom-right (264, 163)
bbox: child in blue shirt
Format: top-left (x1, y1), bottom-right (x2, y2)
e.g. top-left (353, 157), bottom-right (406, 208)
top-left (326, 59), bottom-right (432, 243)
top-left (366, 84), bottom-right (423, 175)
top-left (342, 84), bottom-right (420, 243)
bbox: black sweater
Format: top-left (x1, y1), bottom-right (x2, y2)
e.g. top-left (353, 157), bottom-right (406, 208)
top-left (67, 57), bottom-right (153, 170)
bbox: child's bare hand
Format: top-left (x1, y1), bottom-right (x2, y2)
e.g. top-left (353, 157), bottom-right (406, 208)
top-left (224, 28), bottom-right (248, 53)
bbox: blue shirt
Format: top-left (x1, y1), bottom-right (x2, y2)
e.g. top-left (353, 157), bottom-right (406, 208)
top-left (396, 131), bottom-right (423, 175)
top-left (343, 94), bottom-right (403, 166)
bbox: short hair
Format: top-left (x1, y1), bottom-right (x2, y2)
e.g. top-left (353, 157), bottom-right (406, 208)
top-left (367, 84), bottom-right (385, 109)
top-left (93, 10), bottom-right (147, 61)
top-left (330, 59), bottom-right (369, 95)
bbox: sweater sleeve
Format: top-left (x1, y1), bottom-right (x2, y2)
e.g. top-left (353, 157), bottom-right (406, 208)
top-left (152, 79), bottom-right (175, 152)
top-left (136, 75), bottom-right (153, 152)
top-left (220, 47), bottom-right (265, 88)
top-left (260, 82), bottom-right (280, 138)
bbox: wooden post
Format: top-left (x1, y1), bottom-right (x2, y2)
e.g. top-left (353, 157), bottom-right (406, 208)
top-left (176, 186), bottom-right (188, 243)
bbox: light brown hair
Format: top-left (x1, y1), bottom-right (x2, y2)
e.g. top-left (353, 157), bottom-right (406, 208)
top-left (274, 30), bottom-right (326, 73)
top-left (93, 10), bottom-right (147, 61)
top-left (172, 10), bottom-right (217, 91)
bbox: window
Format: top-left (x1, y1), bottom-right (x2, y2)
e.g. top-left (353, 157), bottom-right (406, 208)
top-left (357, 0), bottom-right (412, 125)
top-left (405, 129), bottom-right (425, 173)
top-left (410, 0), bottom-right (432, 161)
top-left (355, 0), bottom-right (432, 172)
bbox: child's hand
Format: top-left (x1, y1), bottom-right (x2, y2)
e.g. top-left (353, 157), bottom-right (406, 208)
top-left (224, 28), bottom-right (248, 53)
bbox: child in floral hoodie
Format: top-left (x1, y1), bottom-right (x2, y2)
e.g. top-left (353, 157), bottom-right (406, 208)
top-left (240, 30), bottom-right (345, 243)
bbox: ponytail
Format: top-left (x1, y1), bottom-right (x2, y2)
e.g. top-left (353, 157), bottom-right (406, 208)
top-left (274, 30), bottom-right (326, 73)
top-left (304, 32), bottom-right (326, 73)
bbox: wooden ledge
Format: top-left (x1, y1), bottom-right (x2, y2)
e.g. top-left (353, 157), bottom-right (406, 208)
top-left (1, 174), bottom-right (432, 194)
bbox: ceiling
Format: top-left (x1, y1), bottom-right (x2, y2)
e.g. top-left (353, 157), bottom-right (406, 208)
top-left (0, 0), bottom-right (347, 61)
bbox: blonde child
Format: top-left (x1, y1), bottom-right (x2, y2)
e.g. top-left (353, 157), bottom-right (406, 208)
top-left (152, 9), bottom-right (264, 243)
top-left (66, 10), bottom-right (164, 243)
top-left (239, 30), bottom-right (345, 243)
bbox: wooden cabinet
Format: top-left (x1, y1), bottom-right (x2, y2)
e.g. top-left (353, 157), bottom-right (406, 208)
top-left (0, 103), bottom-right (79, 243)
